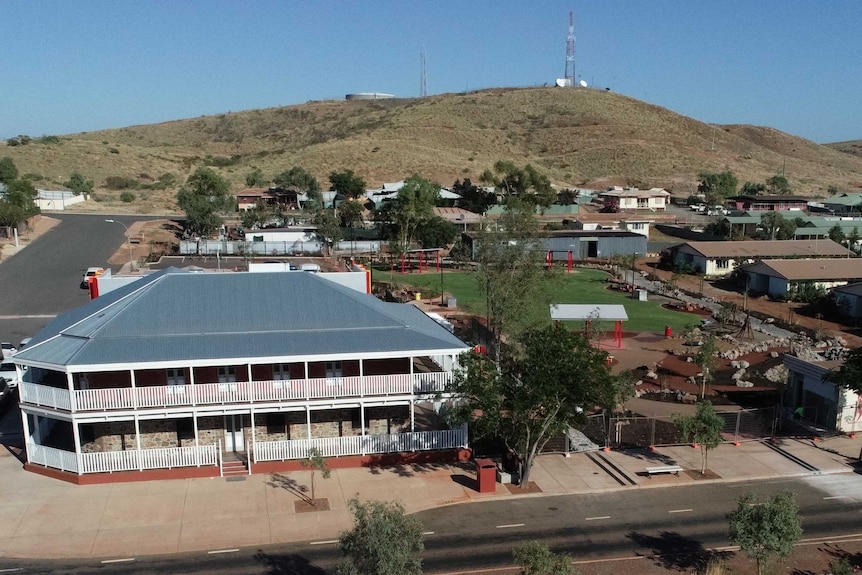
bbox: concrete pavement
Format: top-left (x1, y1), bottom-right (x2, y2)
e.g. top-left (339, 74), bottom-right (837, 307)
top-left (0, 432), bottom-right (857, 560)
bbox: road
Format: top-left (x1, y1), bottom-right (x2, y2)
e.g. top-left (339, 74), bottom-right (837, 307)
top-left (0, 213), bottom-right (159, 345)
top-left (2, 474), bottom-right (862, 574)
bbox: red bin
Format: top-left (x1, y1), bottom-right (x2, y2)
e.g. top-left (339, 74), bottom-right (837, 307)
top-left (664, 325), bottom-right (672, 338)
top-left (475, 458), bottom-right (497, 493)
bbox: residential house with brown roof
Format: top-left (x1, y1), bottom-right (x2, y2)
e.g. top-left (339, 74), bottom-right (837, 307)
top-left (743, 258), bottom-right (862, 299)
top-left (599, 187), bottom-right (670, 212)
top-left (725, 195), bottom-right (810, 212)
top-left (672, 239), bottom-right (852, 277)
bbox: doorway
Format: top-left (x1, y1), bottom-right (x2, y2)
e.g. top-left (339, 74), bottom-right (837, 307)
top-left (224, 414), bottom-right (244, 452)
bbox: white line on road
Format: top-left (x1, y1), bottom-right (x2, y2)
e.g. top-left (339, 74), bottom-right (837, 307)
top-left (823, 496), bottom-right (850, 500)
top-left (585, 516), bottom-right (611, 521)
top-left (207, 549), bottom-right (239, 554)
top-left (495, 523), bottom-right (525, 529)
top-left (669, 508), bottom-right (693, 513)
top-left (0, 569), bottom-right (24, 573)
top-left (101, 558), bottom-right (135, 564)
top-left (309, 540), bottom-right (339, 546)
top-left (422, 531), bottom-right (435, 535)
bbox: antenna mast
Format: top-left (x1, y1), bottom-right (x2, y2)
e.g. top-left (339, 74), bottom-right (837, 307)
top-left (420, 49), bottom-right (428, 97)
top-left (564, 11), bottom-right (575, 86)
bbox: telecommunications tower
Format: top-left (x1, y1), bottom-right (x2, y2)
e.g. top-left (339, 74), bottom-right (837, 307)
top-left (420, 49), bottom-right (428, 97)
top-left (564, 11), bottom-right (575, 87)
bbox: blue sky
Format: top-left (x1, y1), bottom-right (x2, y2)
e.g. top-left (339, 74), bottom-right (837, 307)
top-left (2, 1), bottom-right (860, 143)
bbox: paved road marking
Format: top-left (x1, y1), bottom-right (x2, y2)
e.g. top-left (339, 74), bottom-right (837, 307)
top-left (669, 508), bottom-right (693, 513)
top-left (574, 555), bottom-right (649, 565)
top-left (585, 516), bottom-right (611, 521)
top-left (309, 540), bottom-right (339, 546)
top-left (0, 569), bottom-right (24, 573)
top-left (495, 523), bottom-right (525, 529)
top-left (422, 531), bottom-right (435, 535)
top-left (207, 549), bottom-right (239, 554)
top-left (0, 315), bottom-right (57, 320)
top-left (823, 495), bottom-right (850, 500)
top-left (101, 558), bottom-right (135, 564)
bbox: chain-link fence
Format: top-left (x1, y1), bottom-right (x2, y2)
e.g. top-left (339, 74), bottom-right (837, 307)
top-left (573, 407), bottom-right (777, 451)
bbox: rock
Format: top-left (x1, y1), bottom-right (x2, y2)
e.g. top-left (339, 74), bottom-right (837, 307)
top-left (739, 360), bottom-right (750, 369)
top-left (681, 394), bottom-right (698, 404)
top-left (646, 371), bottom-right (658, 380)
top-left (731, 370), bottom-right (746, 381)
top-left (770, 351), bottom-right (779, 358)
top-left (815, 341), bottom-right (828, 348)
top-left (686, 357), bottom-right (693, 363)
top-left (730, 361), bottom-right (740, 369)
top-left (736, 381), bottom-right (755, 388)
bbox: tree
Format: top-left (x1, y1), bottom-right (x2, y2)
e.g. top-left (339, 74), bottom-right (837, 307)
top-left (695, 334), bottom-right (719, 399)
top-left (849, 227), bottom-right (860, 252)
top-left (766, 174), bottom-right (790, 194)
top-left (556, 189), bottom-right (577, 206)
top-left (759, 211), bottom-right (796, 240)
top-left (674, 400), bottom-right (724, 474)
top-left (450, 323), bottom-right (632, 487)
top-left (727, 491), bottom-right (802, 575)
top-left (0, 178), bottom-right (39, 227)
top-left (376, 175), bottom-right (439, 256)
top-left (475, 200), bottom-right (560, 362)
top-left (329, 170), bottom-right (367, 199)
top-left (312, 208), bottom-right (342, 255)
top-left (65, 172), bottom-right (93, 196)
top-left (245, 167), bottom-right (266, 187)
top-left (415, 215), bottom-right (457, 248)
top-left (740, 181), bottom-right (766, 195)
top-left (0, 157), bottom-right (18, 184)
top-left (338, 199), bottom-right (365, 229)
top-left (828, 224), bottom-right (846, 244)
top-left (697, 171), bottom-right (738, 205)
top-left (336, 498), bottom-right (424, 575)
top-left (454, 178), bottom-right (496, 214)
top-left (274, 166), bottom-right (322, 208)
top-left (485, 161), bottom-right (555, 209)
top-left (513, 541), bottom-right (576, 575)
top-left (176, 167), bottom-right (233, 237)
top-left (299, 447), bottom-right (331, 505)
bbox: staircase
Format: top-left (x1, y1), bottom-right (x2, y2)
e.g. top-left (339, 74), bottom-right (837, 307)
top-left (221, 453), bottom-right (249, 477)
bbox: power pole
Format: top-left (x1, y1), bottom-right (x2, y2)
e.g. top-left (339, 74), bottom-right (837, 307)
top-left (420, 49), bottom-right (428, 98)
top-left (564, 11), bottom-right (575, 86)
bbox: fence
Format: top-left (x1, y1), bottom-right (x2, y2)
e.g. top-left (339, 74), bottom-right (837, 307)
top-left (577, 407), bottom-right (777, 451)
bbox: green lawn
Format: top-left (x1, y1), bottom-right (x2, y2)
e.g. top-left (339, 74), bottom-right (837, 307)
top-left (371, 267), bottom-right (697, 334)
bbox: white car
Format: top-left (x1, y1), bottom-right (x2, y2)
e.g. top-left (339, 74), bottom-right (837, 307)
top-left (1, 342), bottom-right (16, 358)
top-left (81, 267), bottom-right (105, 289)
top-left (0, 361), bottom-right (19, 388)
top-left (18, 337), bottom-right (31, 349)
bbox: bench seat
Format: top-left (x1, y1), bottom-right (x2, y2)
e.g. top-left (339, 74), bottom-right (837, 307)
top-left (645, 465), bottom-right (683, 477)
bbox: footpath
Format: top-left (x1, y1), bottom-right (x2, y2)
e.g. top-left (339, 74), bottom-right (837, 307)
top-left (0, 432), bottom-right (857, 560)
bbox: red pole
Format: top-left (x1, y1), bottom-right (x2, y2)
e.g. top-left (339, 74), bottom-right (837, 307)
top-left (546, 250), bottom-right (552, 268)
top-left (401, 252), bottom-right (405, 274)
top-left (567, 250), bottom-right (573, 273)
top-left (419, 251), bottom-right (423, 274)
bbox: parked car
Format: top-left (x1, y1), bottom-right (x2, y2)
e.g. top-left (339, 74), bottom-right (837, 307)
top-left (0, 342), bottom-right (16, 358)
top-left (18, 337), bottom-right (31, 349)
top-left (0, 361), bottom-right (18, 388)
top-left (81, 267), bottom-right (105, 289)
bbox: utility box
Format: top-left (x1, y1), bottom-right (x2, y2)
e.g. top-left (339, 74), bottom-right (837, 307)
top-left (447, 297), bottom-right (457, 308)
top-left (475, 458), bottom-right (497, 493)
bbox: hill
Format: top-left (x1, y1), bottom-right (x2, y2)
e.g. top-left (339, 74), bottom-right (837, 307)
top-left (3, 87), bottom-right (862, 214)
top-left (826, 139), bottom-right (862, 160)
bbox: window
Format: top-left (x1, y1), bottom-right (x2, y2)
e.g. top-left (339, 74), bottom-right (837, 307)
top-left (176, 419), bottom-right (194, 441)
top-left (325, 361), bottom-right (342, 378)
top-left (166, 368), bottom-right (185, 386)
top-left (266, 413), bottom-right (285, 435)
top-left (716, 259), bottom-right (730, 269)
top-left (217, 366), bottom-right (237, 383)
top-left (273, 363), bottom-right (291, 381)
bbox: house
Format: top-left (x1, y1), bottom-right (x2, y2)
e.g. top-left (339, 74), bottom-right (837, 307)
top-left (823, 192), bottom-right (862, 215)
top-left (671, 239), bottom-right (852, 277)
top-left (832, 283), bottom-right (862, 321)
top-left (236, 186), bottom-right (303, 211)
top-left (725, 195), bottom-right (810, 212)
top-left (598, 187), bottom-right (670, 212)
top-left (784, 354), bottom-right (858, 432)
top-left (14, 269), bottom-right (470, 484)
top-left (432, 207), bottom-right (483, 231)
top-left (742, 258), bottom-right (862, 299)
top-left (364, 181), bottom-right (460, 208)
top-left (569, 213), bottom-right (670, 238)
top-left (545, 230), bottom-right (647, 260)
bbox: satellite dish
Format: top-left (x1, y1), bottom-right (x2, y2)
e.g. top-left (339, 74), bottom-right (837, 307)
top-left (579, 80), bottom-right (588, 88)
top-left (555, 78), bottom-right (569, 88)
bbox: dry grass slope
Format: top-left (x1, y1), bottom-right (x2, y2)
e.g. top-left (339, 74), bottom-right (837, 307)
top-left (3, 87), bottom-right (862, 213)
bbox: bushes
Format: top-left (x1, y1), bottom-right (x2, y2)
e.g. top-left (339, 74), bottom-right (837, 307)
top-left (119, 192), bottom-right (135, 203)
top-left (104, 176), bottom-right (140, 190)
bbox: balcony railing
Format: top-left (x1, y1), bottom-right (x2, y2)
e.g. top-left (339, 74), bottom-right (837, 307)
top-left (254, 428), bottom-right (468, 462)
top-left (19, 371), bottom-right (452, 413)
top-left (27, 443), bottom-right (218, 475)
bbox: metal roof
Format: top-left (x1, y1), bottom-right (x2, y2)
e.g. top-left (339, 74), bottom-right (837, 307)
top-left (742, 258), bottom-right (862, 281)
top-left (550, 304), bottom-right (629, 322)
top-left (16, 268), bottom-right (469, 369)
top-left (678, 240), bottom-right (852, 259)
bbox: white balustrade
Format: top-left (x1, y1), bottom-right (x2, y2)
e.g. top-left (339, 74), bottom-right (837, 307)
top-left (79, 444), bottom-right (218, 474)
top-left (254, 428), bottom-right (467, 463)
top-left (18, 372), bottom-right (452, 412)
top-left (26, 443), bottom-right (79, 473)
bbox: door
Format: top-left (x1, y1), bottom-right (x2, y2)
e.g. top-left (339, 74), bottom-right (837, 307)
top-left (224, 414), bottom-right (244, 452)
top-left (218, 366), bottom-right (238, 395)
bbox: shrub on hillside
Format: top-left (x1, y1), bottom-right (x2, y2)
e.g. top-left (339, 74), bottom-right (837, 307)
top-left (105, 176), bottom-right (139, 190)
top-left (120, 192), bottom-right (135, 203)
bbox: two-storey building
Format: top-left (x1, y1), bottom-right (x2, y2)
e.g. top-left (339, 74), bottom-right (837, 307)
top-left (15, 268), bottom-right (470, 484)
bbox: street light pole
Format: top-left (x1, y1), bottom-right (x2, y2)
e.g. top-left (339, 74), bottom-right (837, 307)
top-left (105, 219), bottom-right (135, 272)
